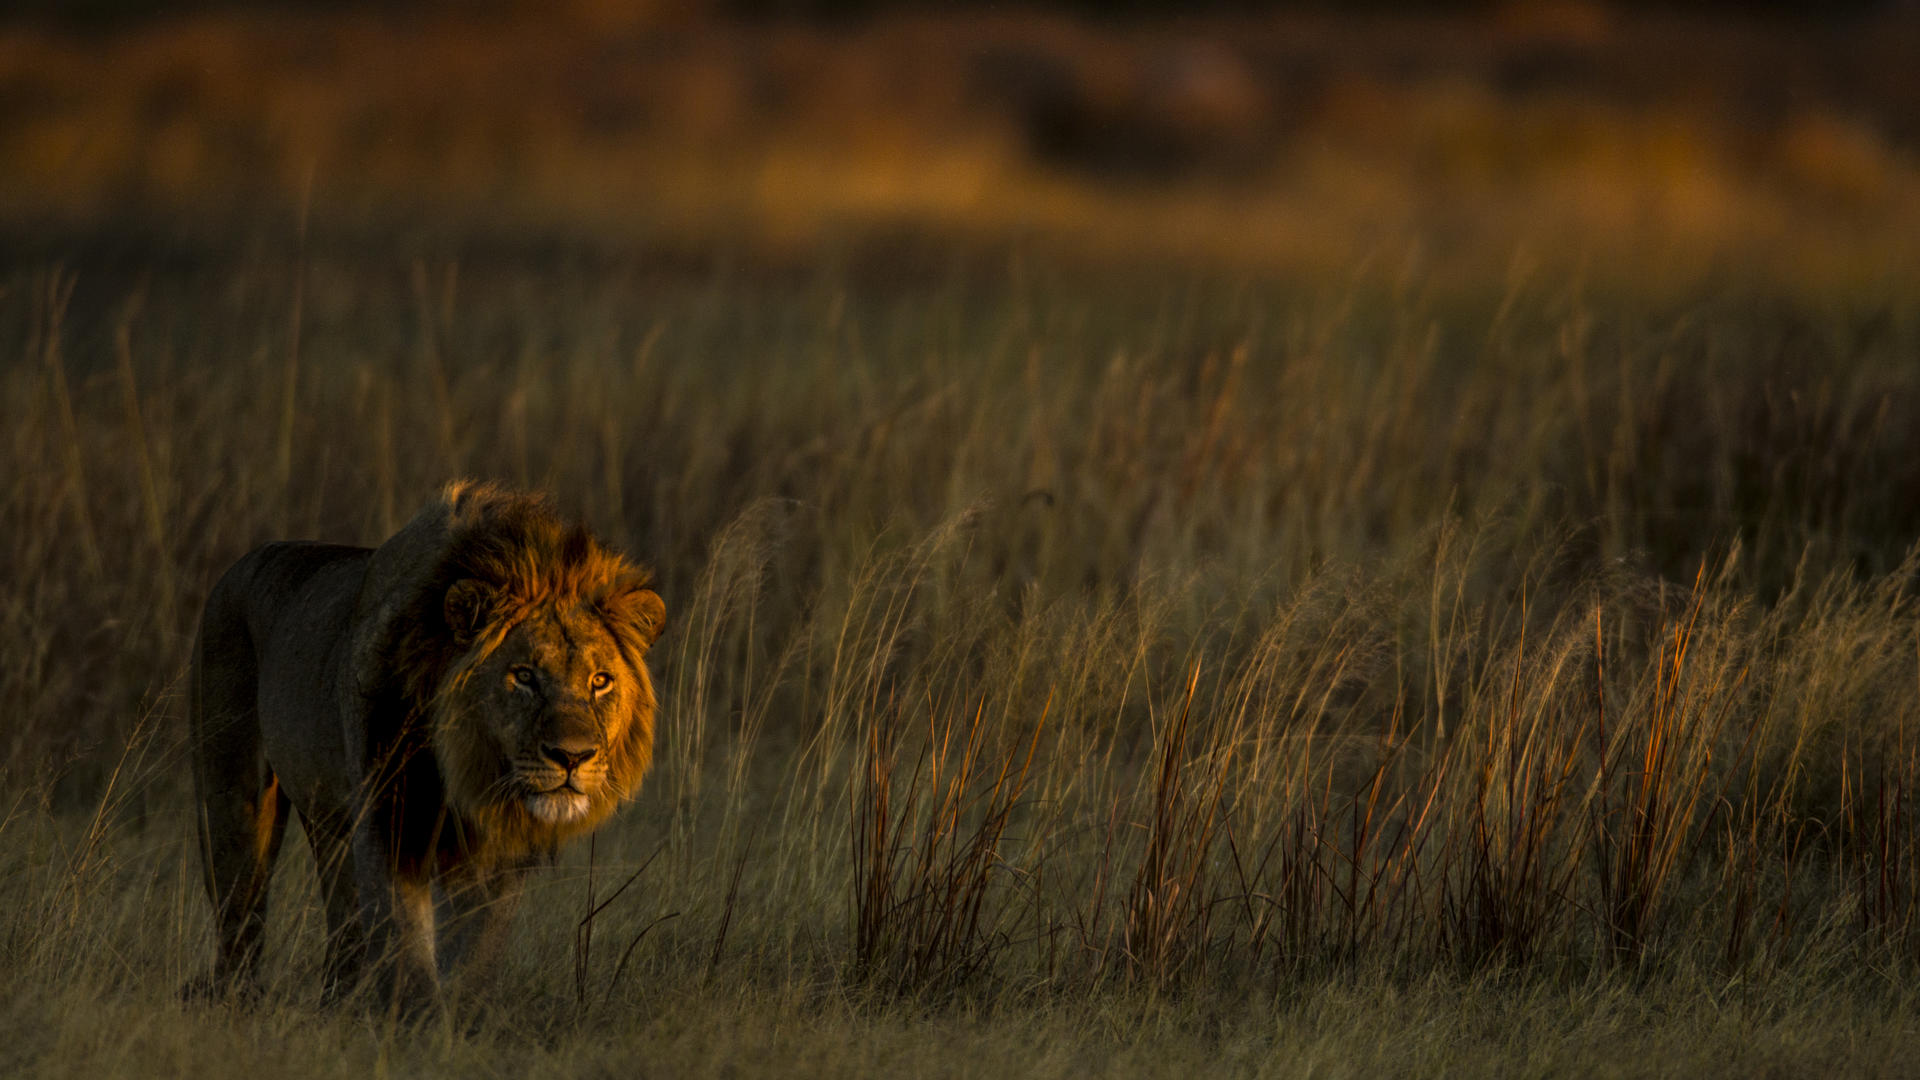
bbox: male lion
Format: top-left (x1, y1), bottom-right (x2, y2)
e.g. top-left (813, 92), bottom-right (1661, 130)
top-left (187, 481), bottom-right (664, 1012)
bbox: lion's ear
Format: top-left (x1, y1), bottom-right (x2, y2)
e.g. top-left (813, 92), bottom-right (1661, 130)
top-left (444, 579), bottom-right (500, 646)
top-left (605, 580), bottom-right (665, 651)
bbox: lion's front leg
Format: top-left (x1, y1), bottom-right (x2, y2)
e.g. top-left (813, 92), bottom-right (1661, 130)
top-left (350, 826), bottom-right (442, 1019)
top-left (436, 856), bottom-right (534, 998)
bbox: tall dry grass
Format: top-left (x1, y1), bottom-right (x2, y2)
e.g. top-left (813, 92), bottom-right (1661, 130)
top-left (3, 243), bottom-right (1920, 1074)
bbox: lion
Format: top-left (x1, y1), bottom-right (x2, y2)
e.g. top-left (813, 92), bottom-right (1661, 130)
top-left (186, 481), bottom-right (665, 1013)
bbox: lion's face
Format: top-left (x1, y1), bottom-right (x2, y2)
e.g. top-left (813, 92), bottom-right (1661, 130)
top-left (466, 607), bottom-right (633, 824)
top-left (433, 578), bottom-right (663, 842)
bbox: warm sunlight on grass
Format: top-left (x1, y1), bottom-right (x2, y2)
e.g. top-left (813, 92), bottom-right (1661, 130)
top-left (7, 246), bottom-right (1920, 1074)
top-left (5, 5), bottom-right (1920, 1077)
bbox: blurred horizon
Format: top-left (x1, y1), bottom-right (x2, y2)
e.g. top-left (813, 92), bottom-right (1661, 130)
top-left (3, 0), bottom-right (1918, 294)
top-left (9, 0), bottom-right (1911, 24)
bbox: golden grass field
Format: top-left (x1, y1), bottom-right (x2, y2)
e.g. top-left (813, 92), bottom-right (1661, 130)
top-left (5, 6), bottom-right (1920, 1077)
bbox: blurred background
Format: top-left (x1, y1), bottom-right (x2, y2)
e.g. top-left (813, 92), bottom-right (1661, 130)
top-left (4, 0), bottom-right (1919, 291)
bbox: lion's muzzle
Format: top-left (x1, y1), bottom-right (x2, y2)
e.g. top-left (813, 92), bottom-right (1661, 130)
top-left (516, 712), bottom-right (608, 824)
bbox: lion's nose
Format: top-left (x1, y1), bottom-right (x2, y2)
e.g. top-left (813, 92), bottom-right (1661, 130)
top-left (541, 740), bottom-right (598, 772)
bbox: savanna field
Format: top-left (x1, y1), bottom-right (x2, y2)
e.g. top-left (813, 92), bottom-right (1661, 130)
top-left (6, 5), bottom-right (1920, 1077)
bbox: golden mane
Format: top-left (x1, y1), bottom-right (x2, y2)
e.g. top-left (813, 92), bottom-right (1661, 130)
top-left (361, 482), bottom-right (663, 850)
top-left (387, 482), bottom-right (657, 716)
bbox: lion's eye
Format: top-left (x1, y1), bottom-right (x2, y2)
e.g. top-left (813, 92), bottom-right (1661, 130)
top-left (590, 672), bottom-right (613, 694)
top-left (511, 666), bottom-right (537, 687)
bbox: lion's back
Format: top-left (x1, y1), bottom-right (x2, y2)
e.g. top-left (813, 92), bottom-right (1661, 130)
top-left (196, 541), bottom-right (372, 823)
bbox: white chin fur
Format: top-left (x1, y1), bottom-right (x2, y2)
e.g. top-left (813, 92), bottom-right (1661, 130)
top-left (527, 790), bottom-right (592, 824)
